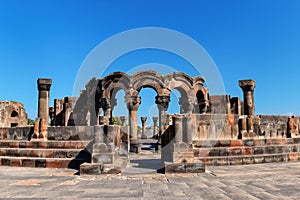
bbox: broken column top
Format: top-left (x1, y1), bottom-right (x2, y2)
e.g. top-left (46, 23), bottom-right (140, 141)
top-left (239, 79), bottom-right (256, 91)
top-left (37, 78), bottom-right (52, 91)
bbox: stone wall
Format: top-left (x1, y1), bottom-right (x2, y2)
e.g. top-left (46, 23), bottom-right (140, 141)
top-left (0, 101), bottom-right (28, 127)
top-left (0, 126), bottom-right (33, 140)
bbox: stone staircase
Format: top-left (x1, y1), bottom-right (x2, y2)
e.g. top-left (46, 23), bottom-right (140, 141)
top-left (193, 138), bottom-right (300, 166)
top-left (0, 140), bottom-right (92, 169)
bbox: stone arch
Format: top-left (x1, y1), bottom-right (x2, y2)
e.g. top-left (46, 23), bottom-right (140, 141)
top-left (102, 72), bottom-right (130, 99)
top-left (165, 72), bottom-right (195, 113)
top-left (131, 70), bottom-right (165, 95)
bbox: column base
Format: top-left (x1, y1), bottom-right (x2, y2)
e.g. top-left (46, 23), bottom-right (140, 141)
top-left (130, 140), bottom-right (141, 153)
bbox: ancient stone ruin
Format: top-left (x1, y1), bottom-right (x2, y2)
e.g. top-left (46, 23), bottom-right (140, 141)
top-left (0, 70), bottom-right (299, 174)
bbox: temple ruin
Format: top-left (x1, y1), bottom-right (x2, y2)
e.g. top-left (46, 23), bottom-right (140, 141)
top-left (0, 71), bottom-right (299, 174)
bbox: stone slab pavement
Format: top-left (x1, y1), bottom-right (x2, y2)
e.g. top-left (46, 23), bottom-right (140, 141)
top-left (0, 161), bottom-right (299, 199)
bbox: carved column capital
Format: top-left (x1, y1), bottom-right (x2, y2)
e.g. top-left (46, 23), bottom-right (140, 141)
top-left (125, 95), bottom-right (141, 111)
top-left (141, 117), bottom-right (147, 123)
top-left (155, 95), bottom-right (170, 111)
top-left (37, 78), bottom-right (52, 91)
top-left (100, 98), bottom-right (111, 110)
top-left (239, 79), bottom-right (256, 91)
top-left (152, 116), bottom-right (158, 124)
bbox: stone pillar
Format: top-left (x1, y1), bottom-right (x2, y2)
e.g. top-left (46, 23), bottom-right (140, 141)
top-left (49, 107), bottom-right (55, 126)
top-left (179, 97), bottom-right (195, 114)
top-left (152, 117), bottom-right (158, 138)
top-left (37, 78), bottom-right (52, 140)
top-left (37, 78), bottom-right (52, 121)
top-left (141, 117), bottom-right (147, 139)
top-left (100, 98), bottom-right (111, 125)
top-left (239, 80), bottom-right (256, 116)
top-left (125, 92), bottom-right (141, 153)
top-left (155, 95), bottom-right (170, 140)
top-left (173, 115), bottom-right (183, 143)
top-left (120, 116), bottom-right (127, 126)
top-left (125, 94), bottom-right (141, 140)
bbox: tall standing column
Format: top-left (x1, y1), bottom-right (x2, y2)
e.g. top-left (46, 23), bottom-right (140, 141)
top-left (125, 94), bottom-right (141, 141)
top-left (155, 95), bottom-right (170, 141)
top-left (152, 117), bottom-right (158, 138)
top-left (239, 80), bottom-right (256, 116)
top-left (37, 78), bottom-right (52, 140)
top-left (141, 117), bottom-right (147, 139)
top-left (125, 93), bottom-right (141, 153)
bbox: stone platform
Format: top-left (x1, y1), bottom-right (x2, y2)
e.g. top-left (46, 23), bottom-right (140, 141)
top-left (193, 138), bottom-right (300, 166)
top-left (0, 140), bottom-right (92, 169)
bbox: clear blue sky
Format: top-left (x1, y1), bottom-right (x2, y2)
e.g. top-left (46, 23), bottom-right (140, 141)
top-left (1, 0), bottom-right (300, 124)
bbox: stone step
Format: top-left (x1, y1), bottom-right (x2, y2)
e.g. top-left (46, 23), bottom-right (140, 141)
top-left (0, 140), bottom-right (91, 149)
top-left (193, 144), bottom-right (300, 157)
top-left (0, 148), bottom-right (91, 159)
top-left (0, 156), bottom-right (89, 169)
top-left (195, 152), bottom-right (300, 166)
top-left (193, 138), bottom-right (300, 148)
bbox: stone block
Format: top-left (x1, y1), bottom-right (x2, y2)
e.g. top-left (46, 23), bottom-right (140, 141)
top-left (94, 126), bottom-right (104, 143)
top-left (29, 149), bottom-right (41, 157)
top-left (289, 153), bottom-right (299, 161)
top-left (231, 140), bottom-right (242, 147)
top-left (42, 150), bottom-right (54, 158)
top-left (208, 148), bottom-right (219, 156)
top-left (243, 157), bottom-right (254, 164)
top-left (253, 147), bottom-right (264, 155)
top-left (164, 162), bottom-right (205, 173)
top-left (92, 153), bottom-right (116, 164)
top-left (80, 163), bottom-right (103, 175)
top-left (219, 148), bottom-right (230, 156)
top-left (1, 158), bottom-right (10, 166)
top-left (217, 140), bottom-right (231, 147)
top-left (9, 141), bottom-right (19, 148)
top-left (291, 145), bottom-right (298, 152)
top-left (93, 143), bottom-right (115, 154)
top-left (264, 155), bottom-right (275, 163)
top-left (230, 148), bottom-right (243, 156)
top-left (253, 156), bottom-right (264, 164)
top-left (19, 141), bottom-right (26, 148)
top-left (215, 157), bottom-right (229, 165)
top-left (243, 139), bottom-right (254, 147)
top-left (53, 150), bottom-right (67, 158)
top-left (172, 142), bottom-right (189, 153)
top-left (273, 155), bottom-right (283, 162)
top-left (10, 159), bottom-right (22, 167)
top-left (25, 141), bottom-right (33, 148)
top-left (173, 152), bottom-right (194, 163)
top-left (35, 159), bottom-right (46, 168)
top-left (265, 146), bottom-right (275, 154)
top-left (46, 160), bottom-right (61, 168)
top-left (253, 139), bottom-right (265, 146)
top-left (229, 157), bottom-right (243, 165)
top-left (22, 159), bottom-right (35, 167)
top-left (243, 147), bottom-right (253, 155)
top-left (0, 149), bottom-right (6, 156)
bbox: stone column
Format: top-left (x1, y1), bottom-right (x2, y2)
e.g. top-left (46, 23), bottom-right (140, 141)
top-left (49, 107), bottom-right (55, 126)
top-left (36, 78), bottom-right (52, 140)
top-left (239, 80), bottom-right (256, 116)
top-left (173, 115), bottom-right (183, 143)
top-left (125, 95), bottom-right (141, 141)
top-left (100, 98), bottom-right (111, 125)
top-left (141, 117), bottom-right (147, 139)
top-left (152, 117), bottom-right (158, 138)
top-left (125, 94), bottom-right (141, 153)
top-left (155, 95), bottom-right (170, 140)
top-left (179, 97), bottom-right (195, 114)
top-left (120, 116), bottom-right (127, 126)
top-left (37, 78), bottom-right (52, 121)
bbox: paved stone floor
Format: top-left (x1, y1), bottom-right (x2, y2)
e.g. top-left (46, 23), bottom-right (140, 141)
top-left (0, 159), bottom-right (299, 199)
